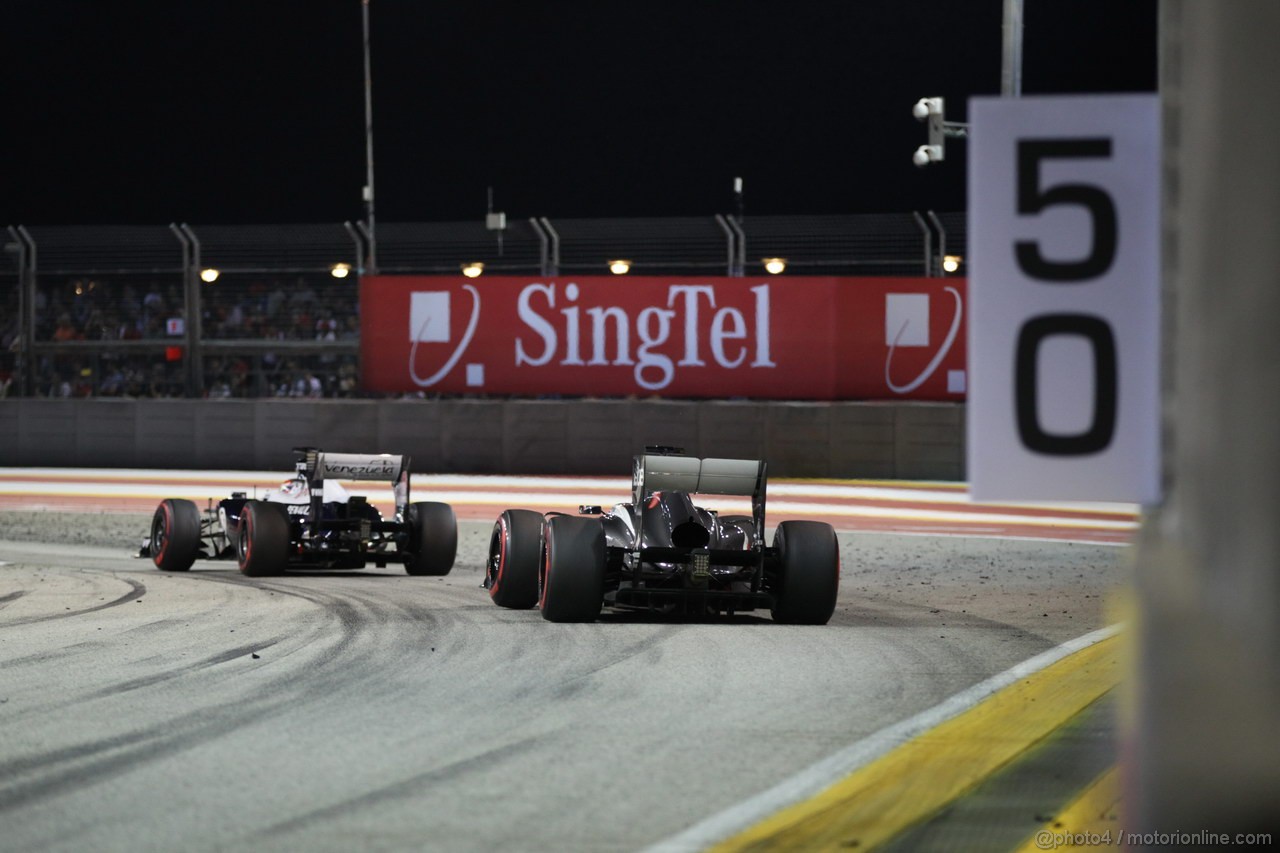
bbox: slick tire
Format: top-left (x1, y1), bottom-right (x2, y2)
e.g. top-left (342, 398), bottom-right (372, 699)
top-left (150, 498), bottom-right (202, 572)
top-left (237, 500), bottom-right (290, 577)
top-left (486, 509), bottom-right (543, 609)
top-left (770, 520), bottom-right (840, 625)
top-left (404, 501), bottom-right (457, 576)
top-left (539, 515), bottom-right (606, 623)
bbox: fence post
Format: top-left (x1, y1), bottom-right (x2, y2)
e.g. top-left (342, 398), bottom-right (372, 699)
top-left (15, 225), bottom-right (37, 396)
top-left (927, 210), bottom-right (947, 278)
top-left (725, 215), bottom-right (746, 277)
top-left (529, 218), bottom-right (550, 277)
top-left (912, 211), bottom-right (934, 277)
top-left (170, 223), bottom-right (205, 398)
top-left (714, 214), bottom-right (737, 276)
top-left (343, 221), bottom-right (366, 277)
top-left (539, 217), bottom-right (560, 276)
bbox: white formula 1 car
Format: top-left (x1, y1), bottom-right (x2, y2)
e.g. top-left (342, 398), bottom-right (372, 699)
top-left (143, 447), bottom-right (456, 577)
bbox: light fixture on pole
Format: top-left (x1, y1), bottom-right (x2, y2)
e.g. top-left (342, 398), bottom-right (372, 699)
top-left (911, 97), bottom-right (968, 167)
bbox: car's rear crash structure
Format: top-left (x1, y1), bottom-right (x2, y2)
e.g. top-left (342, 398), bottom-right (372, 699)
top-left (484, 448), bottom-right (839, 623)
top-left (144, 448), bottom-right (456, 577)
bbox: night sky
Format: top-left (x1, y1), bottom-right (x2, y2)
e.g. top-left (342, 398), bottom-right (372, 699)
top-left (2, 1), bottom-right (1157, 227)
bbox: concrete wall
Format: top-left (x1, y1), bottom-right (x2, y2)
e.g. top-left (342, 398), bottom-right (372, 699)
top-left (1133, 1), bottom-right (1280, 837)
top-left (0, 398), bottom-right (965, 480)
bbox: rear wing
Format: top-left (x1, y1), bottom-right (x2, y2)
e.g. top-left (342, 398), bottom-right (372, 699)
top-left (632, 448), bottom-right (767, 544)
top-left (633, 454), bottom-right (764, 501)
top-left (293, 447), bottom-right (411, 514)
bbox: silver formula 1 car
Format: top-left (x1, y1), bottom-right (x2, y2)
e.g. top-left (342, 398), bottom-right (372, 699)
top-left (483, 447), bottom-right (839, 623)
top-left (143, 447), bottom-right (456, 577)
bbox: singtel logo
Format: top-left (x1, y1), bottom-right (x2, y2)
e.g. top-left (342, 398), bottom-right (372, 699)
top-left (514, 283), bottom-right (776, 391)
top-left (406, 281), bottom-right (777, 392)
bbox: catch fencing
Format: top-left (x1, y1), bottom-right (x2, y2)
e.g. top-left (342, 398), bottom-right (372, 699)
top-left (2, 213), bottom-right (965, 399)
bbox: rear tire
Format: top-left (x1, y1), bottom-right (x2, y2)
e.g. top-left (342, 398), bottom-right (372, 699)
top-left (404, 501), bottom-right (457, 576)
top-left (539, 515), bottom-right (605, 623)
top-left (237, 501), bottom-right (290, 577)
top-left (487, 510), bottom-right (543, 608)
top-left (770, 520), bottom-right (839, 625)
top-left (150, 499), bottom-right (201, 572)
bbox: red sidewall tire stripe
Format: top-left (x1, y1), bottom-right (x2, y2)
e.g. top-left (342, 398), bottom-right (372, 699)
top-left (488, 516), bottom-right (509, 601)
top-left (538, 524), bottom-right (552, 611)
top-left (240, 510), bottom-right (254, 570)
top-left (155, 502), bottom-right (172, 565)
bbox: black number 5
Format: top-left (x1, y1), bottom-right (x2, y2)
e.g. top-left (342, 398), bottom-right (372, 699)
top-left (1015, 139), bottom-right (1117, 281)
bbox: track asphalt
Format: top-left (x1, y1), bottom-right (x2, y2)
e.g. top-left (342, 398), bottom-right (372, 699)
top-left (0, 470), bottom-right (1133, 851)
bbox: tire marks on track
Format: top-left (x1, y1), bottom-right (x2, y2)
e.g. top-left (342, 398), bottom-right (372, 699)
top-left (0, 577), bottom-right (145, 628)
top-left (253, 733), bottom-right (551, 844)
top-left (85, 639), bottom-right (288, 699)
top-left (0, 566), bottom-right (404, 814)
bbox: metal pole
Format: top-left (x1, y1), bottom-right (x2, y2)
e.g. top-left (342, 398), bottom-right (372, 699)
top-left (362, 0), bottom-right (377, 273)
top-left (172, 223), bottom-right (205, 398)
top-left (725, 215), bottom-right (746, 278)
top-left (539, 217), bottom-right (560, 276)
top-left (343, 220), bottom-right (365, 277)
top-left (912, 211), bottom-right (933, 277)
top-left (7, 226), bottom-right (30, 396)
top-left (714, 214), bottom-right (736, 277)
top-left (927, 210), bottom-right (947, 277)
top-left (16, 225), bottom-right (36, 395)
top-left (168, 223), bottom-right (190, 393)
top-left (529, 218), bottom-right (550, 277)
top-left (184, 224), bottom-right (206, 397)
top-left (1002, 0), bottom-right (1024, 96)
top-left (732, 177), bottom-right (746, 276)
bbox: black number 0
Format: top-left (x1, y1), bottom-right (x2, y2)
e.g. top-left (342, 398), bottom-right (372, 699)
top-left (1013, 139), bottom-right (1119, 456)
top-left (1015, 315), bottom-right (1117, 455)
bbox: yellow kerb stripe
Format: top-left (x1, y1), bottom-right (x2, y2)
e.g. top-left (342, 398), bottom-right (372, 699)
top-left (1012, 765), bottom-right (1122, 852)
top-left (714, 634), bottom-right (1122, 852)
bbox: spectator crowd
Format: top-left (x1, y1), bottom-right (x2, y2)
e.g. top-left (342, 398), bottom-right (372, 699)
top-left (3, 274), bottom-right (363, 398)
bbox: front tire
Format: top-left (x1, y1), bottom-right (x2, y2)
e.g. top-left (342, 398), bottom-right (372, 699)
top-left (770, 520), bottom-right (840, 625)
top-left (151, 499), bottom-right (201, 571)
top-left (486, 510), bottom-right (543, 609)
top-left (237, 501), bottom-right (290, 577)
top-left (404, 501), bottom-right (457, 576)
top-left (539, 515), bottom-right (605, 623)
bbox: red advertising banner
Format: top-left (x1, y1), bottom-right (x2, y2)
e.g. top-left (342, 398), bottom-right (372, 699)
top-left (360, 276), bottom-right (966, 401)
